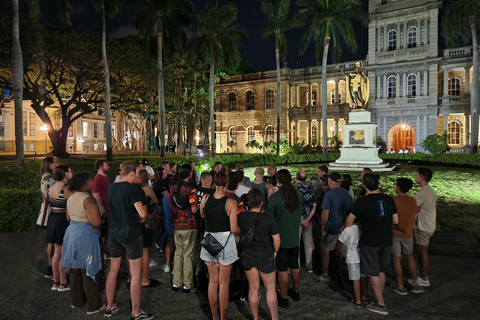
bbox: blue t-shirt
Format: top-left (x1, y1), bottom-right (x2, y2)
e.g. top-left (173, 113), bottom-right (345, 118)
top-left (322, 187), bottom-right (353, 235)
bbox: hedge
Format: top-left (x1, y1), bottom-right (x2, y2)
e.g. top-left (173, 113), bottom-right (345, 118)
top-left (0, 166), bottom-right (40, 190)
top-left (0, 188), bottom-right (42, 232)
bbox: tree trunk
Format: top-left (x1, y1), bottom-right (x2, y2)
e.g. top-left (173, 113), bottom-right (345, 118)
top-left (50, 129), bottom-right (70, 158)
top-left (11, 0), bottom-right (24, 168)
top-left (470, 17), bottom-right (479, 154)
top-left (276, 49), bottom-right (281, 155)
top-left (209, 61), bottom-right (215, 157)
top-left (158, 33), bottom-right (166, 157)
top-left (322, 37), bottom-right (330, 153)
top-left (102, 7), bottom-right (114, 161)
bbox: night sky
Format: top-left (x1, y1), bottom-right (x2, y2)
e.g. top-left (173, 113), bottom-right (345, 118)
top-left (1, 0), bottom-right (453, 72)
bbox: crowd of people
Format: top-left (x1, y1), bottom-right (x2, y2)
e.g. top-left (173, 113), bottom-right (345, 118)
top-left (36, 157), bottom-right (437, 319)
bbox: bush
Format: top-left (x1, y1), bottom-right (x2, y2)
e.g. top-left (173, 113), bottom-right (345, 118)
top-left (0, 188), bottom-right (42, 232)
top-left (422, 134), bottom-right (449, 154)
top-left (0, 167), bottom-right (40, 190)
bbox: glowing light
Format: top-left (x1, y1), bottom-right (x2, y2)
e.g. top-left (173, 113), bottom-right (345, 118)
top-left (402, 124), bottom-right (406, 130)
top-left (40, 125), bottom-right (48, 132)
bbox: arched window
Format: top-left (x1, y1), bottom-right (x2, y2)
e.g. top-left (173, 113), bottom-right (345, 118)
top-left (387, 75), bottom-right (396, 98)
top-left (407, 26), bottom-right (417, 48)
top-left (228, 92), bottom-right (237, 111)
top-left (265, 89), bottom-right (274, 109)
top-left (447, 121), bottom-right (461, 145)
top-left (247, 126), bottom-right (255, 143)
top-left (388, 30), bottom-right (397, 51)
top-left (246, 91), bottom-right (255, 110)
top-left (407, 74), bottom-right (417, 96)
top-left (448, 78), bottom-right (461, 96)
top-left (312, 125), bottom-right (318, 140)
top-left (265, 125), bottom-right (275, 141)
top-left (228, 126), bottom-right (237, 144)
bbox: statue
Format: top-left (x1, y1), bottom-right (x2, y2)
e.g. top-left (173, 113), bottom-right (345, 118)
top-left (342, 61), bottom-right (369, 109)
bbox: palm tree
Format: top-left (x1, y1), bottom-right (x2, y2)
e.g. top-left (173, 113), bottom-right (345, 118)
top-left (442, 0), bottom-right (480, 154)
top-left (261, 0), bottom-right (294, 155)
top-left (196, 1), bottom-right (247, 157)
top-left (295, 0), bottom-right (368, 153)
top-left (132, 0), bottom-right (193, 158)
top-left (93, 0), bottom-right (120, 161)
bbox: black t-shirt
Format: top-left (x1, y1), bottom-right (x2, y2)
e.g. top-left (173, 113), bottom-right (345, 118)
top-left (107, 182), bottom-right (146, 244)
top-left (196, 186), bottom-right (215, 232)
top-left (153, 179), bottom-right (169, 201)
top-left (351, 193), bottom-right (397, 247)
top-left (237, 211), bottom-right (279, 258)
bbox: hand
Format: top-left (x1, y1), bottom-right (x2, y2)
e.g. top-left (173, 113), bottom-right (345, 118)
top-left (301, 219), bottom-right (311, 228)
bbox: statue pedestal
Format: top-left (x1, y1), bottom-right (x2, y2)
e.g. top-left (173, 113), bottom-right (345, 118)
top-left (329, 109), bottom-right (394, 172)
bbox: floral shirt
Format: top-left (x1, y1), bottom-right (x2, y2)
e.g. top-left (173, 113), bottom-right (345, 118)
top-left (296, 183), bottom-right (317, 221)
top-left (170, 181), bottom-right (198, 230)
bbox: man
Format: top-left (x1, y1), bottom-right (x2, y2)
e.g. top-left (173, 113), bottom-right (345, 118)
top-left (344, 174), bottom-right (399, 316)
top-left (170, 164), bottom-right (199, 295)
top-left (391, 178), bottom-right (425, 295)
top-left (105, 162), bottom-right (152, 320)
top-left (236, 165), bottom-right (251, 187)
top-left (194, 171), bottom-right (214, 277)
top-left (408, 168), bottom-right (436, 287)
top-left (142, 159), bottom-right (154, 187)
top-left (264, 164), bottom-right (277, 185)
top-left (135, 160), bottom-right (145, 171)
top-left (358, 168), bottom-right (373, 198)
top-left (210, 162), bottom-right (222, 181)
top-left (235, 170), bottom-right (251, 198)
top-left (295, 170), bottom-right (317, 273)
top-left (188, 160), bottom-right (200, 186)
top-left (317, 165), bottom-right (328, 179)
top-left (92, 160), bottom-right (110, 217)
top-left (314, 172), bottom-right (352, 282)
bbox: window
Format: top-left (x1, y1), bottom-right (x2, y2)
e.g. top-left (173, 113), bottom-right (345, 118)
top-left (265, 125), bottom-right (274, 141)
top-left (388, 30), bottom-right (397, 51)
top-left (307, 90), bottom-right (317, 106)
top-left (407, 74), bottom-right (417, 96)
top-left (447, 121), bottom-right (461, 145)
top-left (387, 76), bottom-right (396, 98)
top-left (407, 26), bottom-right (417, 47)
top-left (22, 111), bottom-right (27, 136)
top-left (228, 92), bottom-right (237, 111)
top-left (29, 113), bottom-right (35, 136)
top-left (0, 122), bottom-right (4, 137)
top-left (3, 88), bottom-right (11, 98)
top-left (246, 91), bottom-right (255, 110)
top-left (68, 126), bottom-right (73, 137)
top-left (330, 89), bottom-right (341, 104)
top-left (93, 123), bottom-right (98, 138)
top-left (247, 126), bottom-right (255, 143)
top-left (228, 126), bottom-right (237, 144)
top-left (98, 108), bottom-right (104, 116)
top-left (83, 121), bottom-right (88, 138)
top-left (265, 89), bottom-right (274, 109)
top-left (448, 78), bottom-right (461, 96)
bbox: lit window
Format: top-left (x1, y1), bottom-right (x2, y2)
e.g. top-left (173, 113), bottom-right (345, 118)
top-left (265, 89), bottom-right (274, 109)
top-left (330, 89), bottom-right (340, 104)
top-left (265, 125), bottom-right (274, 141)
top-left (29, 113), bottom-right (35, 136)
top-left (407, 74), bottom-right (417, 96)
top-left (22, 112), bottom-right (27, 136)
top-left (247, 126), bottom-right (255, 143)
top-left (94, 123), bottom-right (98, 138)
top-left (447, 121), bottom-right (461, 145)
top-left (228, 126), bottom-right (237, 144)
top-left (388, 30), bottom-right (397, 51)
top-left (448, 78), bottom-right (461, 96)
top-left (228, 93), bottom-right (237, 111)
top-left (387, 75), bottom-right (396, 98)
top-left (246, 91), bottom-right (255, 110)
top-left (83, 122), bottom-right (88, 138)
top-left (68, 126), bottom-right (73, 137)
top-left (312, 125), bottom-right (318, 140)
top-left (407, 26), bottom-right (417, 47)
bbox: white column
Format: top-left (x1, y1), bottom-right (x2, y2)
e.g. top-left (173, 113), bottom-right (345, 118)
top-left (318, 83), bottom-right (322, 104)
top-left (396, 73), bottom-right (400, 98)
top-left (443, 113), bottom-right (449, 134)
top-left (424, 18), bottom-right (428, 45)
top-left (424, 70), bottom-right (429, 95)
top-left (318, 119), bottom-right (322, 143)
top-left (295, 85), bottom-right (299, 107)
top-left (465, 66), bottom-right (470, 95)
top-left (377, 75), bottom-right (381, 99)
top-left (417, 19), bottom-right (422, 45)
top-left (383, 75), bottom-right (388, 99)
top-left (416, 115), bottom-right (421, 145)
top-left (309, 83), bottom-right (313, 106)
top-left (403, 73), bottom-right (407, 96)
top-left (294, 120), bottom-right (298, 141)
top-left (384, 25), bottom-right (388, 49)
top-left (308, 119), bottom-right (312, 144)
top-left (383, 117), bottom-right (387, 142)
top-left (334, 119), bottom-right (339, 136)
top-left (416, 71), bottom-right (421, 96)
top-left (289, 84), bottom-right (293, 107)
top-left (423, 115), bottom-right (428, 139)
top-left (443, 68), bottom-right (449, 96)
top-left (377, 26), bottom-right (381, 51)
top-left (335, 80), bottom-right (339, 105)
top-left (403, 21), bottom-right (408, 48)
top-left (465, 114), bottom-right (470, 147)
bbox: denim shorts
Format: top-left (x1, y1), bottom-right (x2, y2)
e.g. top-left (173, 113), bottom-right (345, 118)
top-left (200, 231), bottom-right (238, 266)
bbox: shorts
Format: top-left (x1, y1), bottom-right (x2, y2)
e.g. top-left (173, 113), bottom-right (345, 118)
top-left (321, 233), bottom-right (339, 251)
top-left (359, 246), bottom-right (392, 277)
top-left (347, 263), bottom-right (361, 281)
top-left (200, 231), bottom-right (238, 266)
top-left (392, 237), bottom-right (414, 256)
top-left (109, 236), bottom-right (143, 260)
top-left (413, 228), bottom-right (434, 246)
top-left (46, 213), bottom-right (70, 245)
top-left (240, 253), bottom-right (276, 274)
top-left (276, 246), bottom-right (300, 272)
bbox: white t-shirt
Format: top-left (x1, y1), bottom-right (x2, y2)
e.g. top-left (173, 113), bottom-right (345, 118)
top-left (235, 185), bottom-right (251, 198)
top-left (338, 225), bottom-right (361, 264)
top-left (415, 185), bottom-right (436, 233)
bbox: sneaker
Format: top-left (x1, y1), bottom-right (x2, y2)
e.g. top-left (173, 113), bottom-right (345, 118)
top-left (149, 259), bottom-right (159, 268)
top-left (302, 266), bottom-right (313, 273)
top-left (312, 274), bottom-right (330, 282)
top-left (287, 288), bottom-right (301, 301)
top-left (162, 264), bottom-right (171, 273)
top-left (239, 296), bottom-right (247, 302)
top-left (87, 304), bottom-right (106, 315)
top-left (105, 304), bottom-right (119, 318)
top-left (408, 277), bottom-right (430, 287)
top-left (277, 292), bottom-right (289, 308)
top-left (45, 266), bottom-right (53, 279)
top-left (130, 309), bottom-right (154, 320)
top-left (390, 284), bottom-right (408, 296)
top-left (182, 286), bottom-right (197, 296)
top-left (411, 285), bottom-right (426, 294)
top-left (51, 283), bottom-right (59, 291)
top-left (366, 302), bottom-right (389, 316)
top-left (171, 285), bottom-right (180, 294)
top-left (57, 284), bottom-right (70, 292)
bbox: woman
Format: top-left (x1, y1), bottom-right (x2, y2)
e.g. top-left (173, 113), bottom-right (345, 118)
top-left (36, 156), bottom-right (60, 279)
top-left (310, 176), bottom-right (326, 274)
top-left (238, 188), bottom-right (280, 320)
top-left (62, 172), bottom-right (105, 314)
top-left (47, 165), bottom-right (73, 291)
top-left (225, 171), bottom-right (245, 214)
top-left (200, 167), bottom-right (240, 320)
top-left (249, 167), bottom-right (268, 211)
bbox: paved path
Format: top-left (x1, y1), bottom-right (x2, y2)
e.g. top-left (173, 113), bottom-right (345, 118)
top-left (1, 230), bottom-right (479, 320)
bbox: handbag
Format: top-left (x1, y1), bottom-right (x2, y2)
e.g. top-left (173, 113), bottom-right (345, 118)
top-left (201, 232), bottom-right (231, 257)
top-left (238, 214), bottom-right (260, 249)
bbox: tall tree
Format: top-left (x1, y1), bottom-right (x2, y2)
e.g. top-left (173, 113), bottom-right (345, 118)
top-left (132, 0), bottom-right (193, 157)
top-left (93, 0), bottom-right (120, 161)
top-left (196, 1), bottom-right (247, 157)
top-left (261, 0), bottom-right (294, 155)
top-left (295, 0), bottom-right (367, 152)
top-left (442, 0), bottom-right (480, 154)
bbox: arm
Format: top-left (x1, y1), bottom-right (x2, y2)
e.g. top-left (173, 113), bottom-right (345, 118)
top-left (226, 198), bottom-right (240, 235)
top-left (199, 194), bottom-right (208, 219)
top-left (66, 208), bottom-right (71, 222)
top-left (302, 202), bottom-right (317, 227)
top-left (189, 190), bottom-right (199, 214)
top-left (145, 187), bottom-right (159, 204)
top-left (321, 209), bottom-right (329, 227)
top-left (271, 233), bottom-right (281, 258)
top-left (392, 213), bottom-right (399, 225)
top-left (84, 196), bottom-right (102, 227)
top-left (134, 201), bottom-right (148, 222)
top-left (343, 213), bottom-right (356, 230)
top-left (92, 193), bottom-right (106, 216)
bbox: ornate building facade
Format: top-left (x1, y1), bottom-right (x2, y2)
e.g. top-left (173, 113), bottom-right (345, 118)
top-left (214, 0), bottom-right (478, 154)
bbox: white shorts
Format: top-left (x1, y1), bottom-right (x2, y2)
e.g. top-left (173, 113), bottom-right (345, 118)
top-left (347, 263), bottom-right (361, 281)
top-left (200, 231), bottom-right (238, 266)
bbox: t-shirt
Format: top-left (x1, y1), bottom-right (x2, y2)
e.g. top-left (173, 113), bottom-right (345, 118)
top-left (153, 179), bottom-right (169, 201)
top-left (267, 188), bottom-right (302, 249)
top-left (238, 211), bottom-right (279, 258)
top-left (393, 195), bottom-right (418, 238)
top-left (415, 185), bottom-right (436, 233)
top-left (196, 186), bottom-right (215, 233)
top-left (322, 188), bottom-right (353, 235)
top-left (92, 174), bottom-right (110, 212)
top-left (107, 182), bottom-right (146, 243)
top-left (226, 192), bottom-right (244, 214)
top-left (338, 225), bottom-right (361, 264)
top-left (170, 181), bottom-right (198, 230)
top-left (351, 193), bottom-right (397, 247)
top-left (235, 185), bottom-right (251, 198)
top-left (250, 181), bottom-right (268, 210)
top-left (297, 183), bottom-right (317, 221)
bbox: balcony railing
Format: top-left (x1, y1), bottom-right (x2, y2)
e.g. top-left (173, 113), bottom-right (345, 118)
top-left (442, 45), bottom-right (479, 58)
top-left (440, 95), bottom-right (470, 105)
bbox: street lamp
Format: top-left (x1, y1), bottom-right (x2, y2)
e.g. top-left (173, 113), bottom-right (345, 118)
top-left (40, 125), bottom-right (48, 153)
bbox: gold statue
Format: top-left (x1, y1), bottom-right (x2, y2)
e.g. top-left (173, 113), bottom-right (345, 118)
top-left (342, 61), bottom-right (369, 109)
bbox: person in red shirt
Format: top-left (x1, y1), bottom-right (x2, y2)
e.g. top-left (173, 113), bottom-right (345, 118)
top-left (92, 160), bottom-right (110, 216)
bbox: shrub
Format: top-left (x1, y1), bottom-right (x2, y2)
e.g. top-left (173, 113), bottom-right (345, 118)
top-left (0, 189), bottom-right (42, 232)
top-left (0, 167), bottom-right (40, 190)
top-left (422, 134), bottom-right (449, 154)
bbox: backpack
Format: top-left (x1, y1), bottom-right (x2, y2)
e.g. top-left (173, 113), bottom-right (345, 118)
top-left (171, 182), bottom-right (189, 210)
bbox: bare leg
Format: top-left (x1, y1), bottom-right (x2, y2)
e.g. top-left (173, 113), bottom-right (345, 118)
top-left (259, 271), bottom-right (278, 320)
top-left (370, 273), bottom-right (386, 307)
top-left (47, 243), bottom-right (54, 267)
top-left (405, 253), bottom-right (419, 286)
top-left (321, 250), bottom-right (330, 276)
top-left (52, 244), bottom-right (65, 285)
top-left (245, 268), bottom-right (260, 320)
top-left (353, 279), bottom-right (361, 305)
top-left (360, 277), bottom-right (369, 301)
top-left (416, 245), bottom-right (429, 280)
top-left (207, 262), bottom-right (220, 320)
top-left (129, 257), bottom-right (143, 316)
top-left (106, 257), bottom-right (122, 309)
top-left (277, 271), bottom-right (289, 299)
top-left (392, 255), bottom-right (404, 289)
top-left (291, 268), bottom-right (301, 293)
top-left (219, 264), bottom-right (233, 320)
top-left (165, 237), bottom-right (174, 266)
top-left (142, 248), bottom-right (150, 286)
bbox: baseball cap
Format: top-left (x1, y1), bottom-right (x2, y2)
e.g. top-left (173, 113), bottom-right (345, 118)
top-left (329, 172), bottom-right (342, 183)
top-left (142, 159), bottom-right (148, 166)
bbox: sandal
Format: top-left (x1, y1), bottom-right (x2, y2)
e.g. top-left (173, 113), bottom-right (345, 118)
top-left (142, 279), bottom-right (160, 288)
top-left (361, 297), bottom-right (371, 304)
top-left (51, 282), bottom-right (60, 291)
top-left (58, 283), bottom-right (70, 292)
top-left (350, 299), bottom-right (363, 309)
